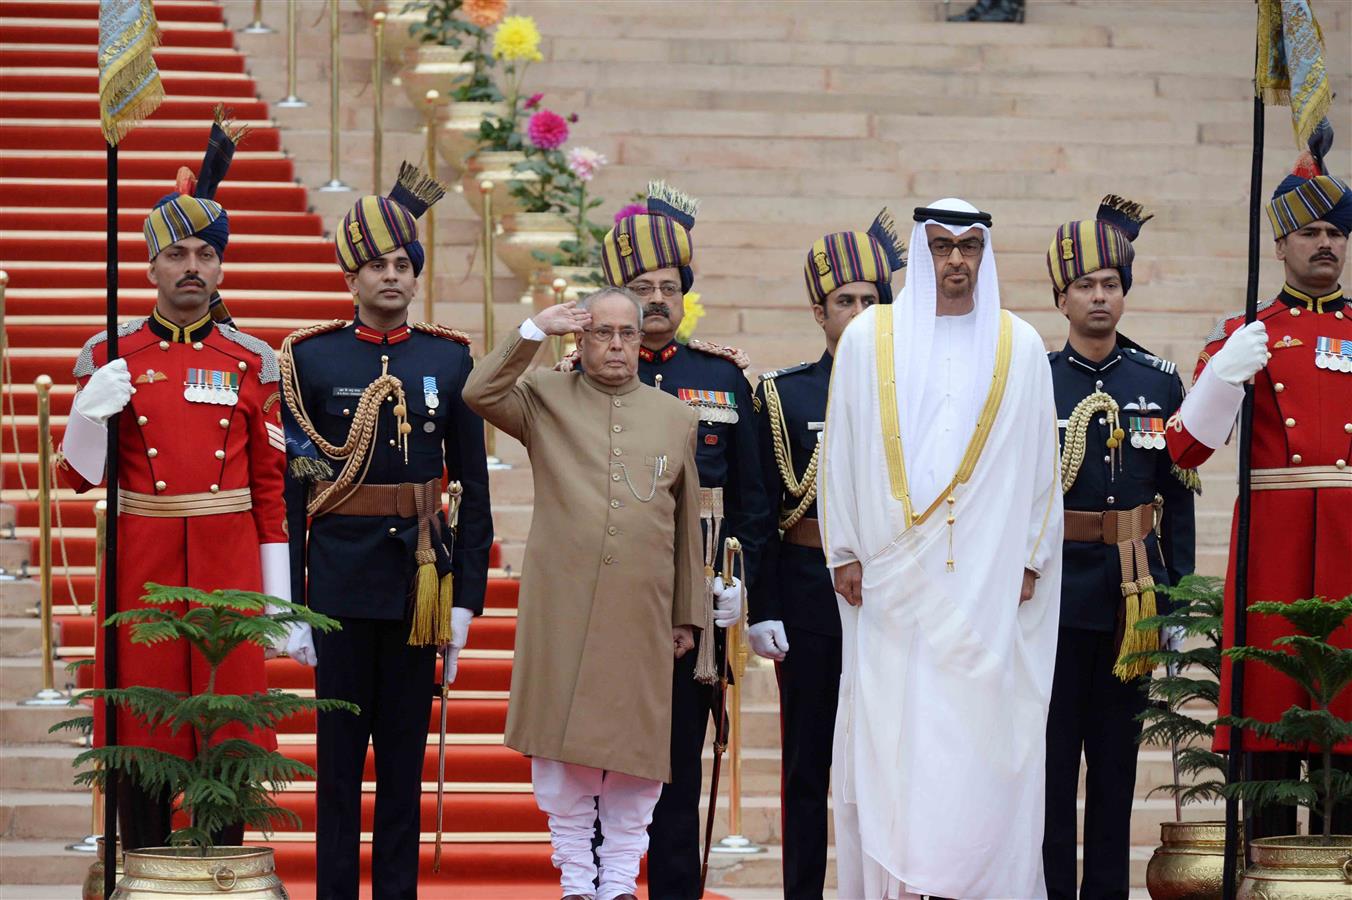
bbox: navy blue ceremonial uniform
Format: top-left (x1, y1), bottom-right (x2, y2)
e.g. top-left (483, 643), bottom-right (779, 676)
top-left (1043, 339), bottom-right (1195, 900)
top-left (751, 352), bottom-right (839, 900)
top-left (284, 317), bottom-right (492, 900)
top-left (637, 339), bottom-right (773, 899)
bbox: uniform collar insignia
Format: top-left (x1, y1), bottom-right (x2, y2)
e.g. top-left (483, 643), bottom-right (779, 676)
top-left (1279, 283), bottom-right (1345, 313)
top-left (639, 341), bottom-right (680, 364)
top-left (353, 314), bottom-right (412, 345)
top-left (1063, 341), bottom-right (1122, 374)
top-left (149, 308), bottom-right (214, 344)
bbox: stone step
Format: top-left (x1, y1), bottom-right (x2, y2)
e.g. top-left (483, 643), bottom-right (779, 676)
top-left (0, 579), bottom-right (38, 617)
top-left (0, 745), bottom-right (88, 794)
top-left (0, 790), bottom-right (90, 840)
top-left (0, 839), bottom-right (90, 885)
top-left (0, 704), bottom-right (84, 746)
top-left (0, 617), bottom-right (42, 657)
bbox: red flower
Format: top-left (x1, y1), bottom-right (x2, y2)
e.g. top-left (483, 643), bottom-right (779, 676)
top-left (614, 203), bottom-right (647, 223)
top-left (524, 93), bottom-right (544, 110)
top-left (527, 109), bottom-right (569, 150)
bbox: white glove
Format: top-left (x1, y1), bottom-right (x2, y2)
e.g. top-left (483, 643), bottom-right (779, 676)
top-left (712, 576), bottom-right (743, 628)
top-left (747, 620), bottom-right (790, 661)
top-left (74, 359), bottom-right (133, 424)
top-left (1209, 321), bottom-right (1269, 385)
top-left (260, 543), bottom-right (317, 667)
top-left (1163, 625), bottom-right (1186, 654)
top-left (441, 607), bottom-right (474, 684)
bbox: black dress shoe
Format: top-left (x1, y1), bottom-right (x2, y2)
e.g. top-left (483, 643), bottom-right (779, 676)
top-left (948, 0), bottom-right (1025, 22)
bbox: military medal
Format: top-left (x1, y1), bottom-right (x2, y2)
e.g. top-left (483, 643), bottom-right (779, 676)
top-left (423, 375), bottom-right (440, 410)
top-left (676, 388), bottom-right (739, 424)
top-left (1128, 416), bottom-right (1166, 450)
top-left (185, 368), bottom-right (239, 405)
top-left (1316, 336), bottom-right (1352, 372)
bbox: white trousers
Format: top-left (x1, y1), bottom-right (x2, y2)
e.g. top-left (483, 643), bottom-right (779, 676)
top-left (531, 757), bottom-right (663, 900)
top-left (835, 797), bottom-right (923, 900)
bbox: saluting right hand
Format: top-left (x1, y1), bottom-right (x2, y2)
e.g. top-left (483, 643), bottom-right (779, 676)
top-left (533, 301), bottom-right (592, 337)
top-left (74, 358), bottom-right (133, 425)
top-left (1210, 321), bottom-right (1269, 386)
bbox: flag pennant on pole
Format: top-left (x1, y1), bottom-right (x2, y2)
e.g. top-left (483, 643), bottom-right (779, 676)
top-left (98, 0), bottom-right (164, 146)
top-left (1255, 0), bottom-right (1332, 147)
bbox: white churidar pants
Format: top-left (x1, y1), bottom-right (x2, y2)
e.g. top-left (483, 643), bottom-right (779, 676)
top-left (531, 757), bottom-right (663, 900)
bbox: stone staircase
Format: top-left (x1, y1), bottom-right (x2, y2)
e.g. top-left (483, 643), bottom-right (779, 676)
top-left (4, 0), bottom-right (1350, 894)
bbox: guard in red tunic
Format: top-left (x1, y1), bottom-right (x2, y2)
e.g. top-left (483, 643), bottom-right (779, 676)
top-left (1166, 154), bottom-right (1352, 836)
top-left (58, 116), bottom-right (301, 850)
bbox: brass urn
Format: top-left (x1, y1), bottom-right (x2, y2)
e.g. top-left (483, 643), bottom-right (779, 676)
top-left (82, 838), bottom-right (123, 900)
top-left (1237, 835), bottom-right (1352, 899)
top-left (110, 846), bottom-right (287, 898)
top-left (1146, 820), bottom-right (1240, 899)
top-left (461, 151), bottom-right (536, 218)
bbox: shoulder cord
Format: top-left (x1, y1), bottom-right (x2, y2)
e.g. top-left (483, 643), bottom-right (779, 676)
top-left (1060, 389), bottom-right (1123, 494)
top-left (763, 377), bottom-right (819, 530)
top-left (279, 326), bottom-right (410, 516)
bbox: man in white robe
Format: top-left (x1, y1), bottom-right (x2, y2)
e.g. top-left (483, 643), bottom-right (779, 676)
top-left (819, 198), bottom-right (1064, 899)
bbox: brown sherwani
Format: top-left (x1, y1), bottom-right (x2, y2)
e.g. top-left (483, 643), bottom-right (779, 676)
top-left (464, 331), bottom-right (704, 782)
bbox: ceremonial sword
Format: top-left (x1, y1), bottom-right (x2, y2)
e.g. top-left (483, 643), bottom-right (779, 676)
top-left (700, 534), bottom-right (743, 897)
top-left (433, 481), bottom-right (464, 873)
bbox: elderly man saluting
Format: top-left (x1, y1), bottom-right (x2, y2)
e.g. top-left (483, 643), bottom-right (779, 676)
top-left (463, 288), bottom-right (710, 900)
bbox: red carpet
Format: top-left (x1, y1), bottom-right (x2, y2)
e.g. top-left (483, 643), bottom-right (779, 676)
top-left (0, 2), bottom-right (640, 895)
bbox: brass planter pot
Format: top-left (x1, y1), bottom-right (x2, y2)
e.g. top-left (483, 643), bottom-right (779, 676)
top-left (437, 101), bottom-right (509, 174)
top-left (1146, 820), bottom-right (1239, 900)
top-left (497, 212), bottom-right (575, 282)
top-left (111, 846), bottom-right (287, 898)
top-left (461, 151), bottom-right (536, 218)
top-left (83, 838), bottom-right (123, 900)
top-left (1237, 835), bottom-right (1352, 899)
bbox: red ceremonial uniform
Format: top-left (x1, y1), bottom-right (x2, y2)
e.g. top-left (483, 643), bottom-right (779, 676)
top-left (61, 310), bottom-right (286, 758)
top-left (1167, 286), bottom-right (1352, 752)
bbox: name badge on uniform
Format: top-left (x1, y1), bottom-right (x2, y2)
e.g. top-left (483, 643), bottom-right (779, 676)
top-left (184, 368), bottom-right (239, 406)
top-left (423, 375), bottom-right (440, 410)
top-left (677, 388), bottom-right (739, 424)
top-left (1316, 336), bottom-right (1352, 372)
top-left (1128, 416), bottom-right (1166, 450)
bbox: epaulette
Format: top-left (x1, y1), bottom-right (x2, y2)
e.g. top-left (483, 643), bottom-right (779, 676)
top-left (1122, 346), bottom-right (1178, 376)
top-left (412, 322), bottom-right (472, 347)
top-left (284, 319), bottom-right (349, 347)
top-left (553, 349), bottom-right (581, 373)
top-left (688, 338), bottom-right (749, 370)
top-left (759, 361), bottom-right (811, 381)
top-left (74, 318), bottom-right (148, 378)
top-left (215, 324), bottom-right (280, 384)
top-left (1203, 298), bottom-right (1277, 345)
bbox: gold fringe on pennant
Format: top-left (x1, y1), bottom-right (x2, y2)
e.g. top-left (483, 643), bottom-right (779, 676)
top-left (1098, 194), bottom-right (1155, 226)
top-left (407, 551), bottom-right (441, 647)
top-left (694, 572), bottom-right (718, 685)
top-left (397, 160), bottom-right (448, 209)
top-left (98, 0), bottom-right (165, 148)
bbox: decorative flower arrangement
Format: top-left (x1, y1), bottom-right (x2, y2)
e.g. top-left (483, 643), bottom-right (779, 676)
top-left (475, 13), bottom-right (544, 152)
top-left (526, 109), bottom-right (569, 150)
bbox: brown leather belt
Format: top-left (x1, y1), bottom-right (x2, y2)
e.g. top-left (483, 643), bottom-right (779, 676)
top-left (118, 487), bottom-right (252, 518)
top-left (311, 478), bottom-right (442, 519)
top-left (1064, 502), bottom-right (1155, 544)
top-left (782, 516), bottom-right (822, 550)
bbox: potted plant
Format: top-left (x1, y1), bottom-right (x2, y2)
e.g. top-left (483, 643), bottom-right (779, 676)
top-left (1129, 575), bottom-right (1239, 899)
top-left (462, 14), bottom-right (543, 214)
top-left (1219, 595), bottom-right (1352, 898)
top-left (399, 0), bottom-right (476, 112)
top-left (53, 584), bottom-right (354, 896)
top-left (430, 0), bottom-right (509, 172)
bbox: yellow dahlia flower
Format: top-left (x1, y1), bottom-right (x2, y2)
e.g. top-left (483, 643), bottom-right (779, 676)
top-left (493, 15), bottom-right (543, 62)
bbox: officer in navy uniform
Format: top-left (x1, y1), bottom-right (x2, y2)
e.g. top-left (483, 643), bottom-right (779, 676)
top-left (1042, 197), bottom-right (1196, 900)
top-left (585, 182), bottom-right (772, 899)
top-left (749, 210), bottom-right (905, 900)
top-left (282, 164), bottom-right (492, 900)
